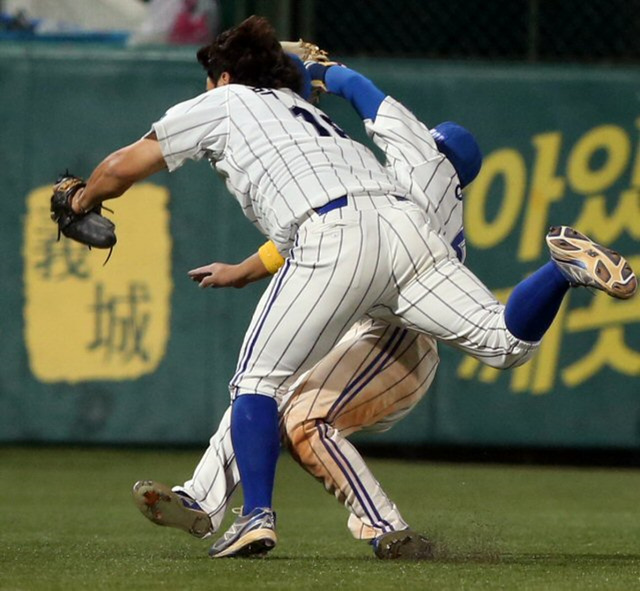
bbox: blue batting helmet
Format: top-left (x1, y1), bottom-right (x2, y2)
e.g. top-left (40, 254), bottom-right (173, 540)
top-left (430, 122), bottom-right (482, 188)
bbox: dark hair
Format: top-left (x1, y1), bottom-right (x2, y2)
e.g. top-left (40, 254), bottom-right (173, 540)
top-left (197, 15), bottom-right (302, 93)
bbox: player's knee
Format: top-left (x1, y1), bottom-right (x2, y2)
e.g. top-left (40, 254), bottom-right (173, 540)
top-left (283, 416), bottom-right (325, 471)
top-left (283, 415), bottom-right (316, 450)
top-left (483, 344), bottom-right (538, 370)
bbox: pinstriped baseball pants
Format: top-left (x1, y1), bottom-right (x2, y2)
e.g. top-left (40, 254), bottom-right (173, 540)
top-left (281, 317), bottom-right (439, 538)
top-left (230, 196), bottom-right (537, 402)
top-left (178, 317), bottom-right (439, 538)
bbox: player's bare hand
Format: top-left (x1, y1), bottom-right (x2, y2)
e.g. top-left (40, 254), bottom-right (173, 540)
top-left (188, 262), bottom-right (250, 289)
top-left (69, 186), bottom-right (87, 214)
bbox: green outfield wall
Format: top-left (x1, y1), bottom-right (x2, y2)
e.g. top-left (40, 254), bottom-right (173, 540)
top-left (1, 44), bottom-right (638, 448)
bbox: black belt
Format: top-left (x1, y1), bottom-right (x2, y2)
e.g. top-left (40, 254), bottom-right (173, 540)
top-left (314, 194), bottom-right (407, 216)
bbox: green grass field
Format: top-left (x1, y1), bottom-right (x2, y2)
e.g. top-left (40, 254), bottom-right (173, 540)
top-left (1, 447), bottom-right (640, 591)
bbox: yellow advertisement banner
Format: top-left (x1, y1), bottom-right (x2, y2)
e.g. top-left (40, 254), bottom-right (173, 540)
top-left (23, 183), bottom-right (172, 383)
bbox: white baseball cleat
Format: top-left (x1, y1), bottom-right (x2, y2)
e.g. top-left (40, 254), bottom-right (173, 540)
top-left (208, 507), bottom-right (277, 558)
top-left (546, 226), bottom-right (637, 300)
top-left (132, 480), bottom-right (213, 539)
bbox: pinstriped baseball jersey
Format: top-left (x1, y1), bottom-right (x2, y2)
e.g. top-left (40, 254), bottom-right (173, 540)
top-left (152, 84), bottom-right (408, 252)
top-left (366, 97), bottom-right (466, 262)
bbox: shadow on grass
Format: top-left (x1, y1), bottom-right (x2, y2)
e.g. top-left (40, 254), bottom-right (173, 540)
top-left (499, 552), bottom-right (640, 566)
top-left (268, 549), bottom-right (640, 566)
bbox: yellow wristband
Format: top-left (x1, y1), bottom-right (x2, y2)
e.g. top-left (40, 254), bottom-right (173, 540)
top-left (258, 240), bottom-right (285, 274)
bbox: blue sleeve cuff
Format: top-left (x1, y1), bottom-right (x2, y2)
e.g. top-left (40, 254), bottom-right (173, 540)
top-left (306, 62), bottom-right (329, 84)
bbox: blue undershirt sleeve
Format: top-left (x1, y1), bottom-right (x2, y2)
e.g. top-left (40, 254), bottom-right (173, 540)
top-left (308, 63), bottom-right (386, 120)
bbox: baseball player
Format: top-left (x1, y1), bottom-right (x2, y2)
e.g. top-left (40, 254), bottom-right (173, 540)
top-left (132, 48), bottom-right (481, 560)
top-left (63, 17), bottom-right (636, 559)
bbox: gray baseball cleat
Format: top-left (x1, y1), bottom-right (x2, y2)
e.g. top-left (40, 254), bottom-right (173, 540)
top-left (546, 226), bottom-right (637, 300)
top-left (372, 529), bottom-right (435, 560)
top-left (132, 480), bottom-right (213, 539)
top-left (208, 507), bottom-right (277, 558)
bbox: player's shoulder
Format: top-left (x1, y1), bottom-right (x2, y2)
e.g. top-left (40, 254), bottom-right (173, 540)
top-left (228, 84), bottom-right (304, 105)
top-left (163, 87), bottom-right (227, 117)
top-left (381, 97), bottom-right (442, 146)
top-left (225, 84), bottom-right (290, 98)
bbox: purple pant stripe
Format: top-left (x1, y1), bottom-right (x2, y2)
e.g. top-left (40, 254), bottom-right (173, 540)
top-left (328, 327), bottom-right (407, 421)
top-left (316, 420), bottom-right (393, 532)
top-left (232, 258), bottom-right (292, 386)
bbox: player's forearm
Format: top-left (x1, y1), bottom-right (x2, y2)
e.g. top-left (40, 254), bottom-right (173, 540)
top-left (72, 154), bottom-right (133, 212)
top-left (307, 63), bottom-right (385, 120)
top-left (240, 252), bottom-right (273, 283)
top-left (72, 137), bottom-right (167, 213)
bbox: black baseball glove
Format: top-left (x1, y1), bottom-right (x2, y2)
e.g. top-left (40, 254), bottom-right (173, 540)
top-left (50, 173), bottom-right (117, 250)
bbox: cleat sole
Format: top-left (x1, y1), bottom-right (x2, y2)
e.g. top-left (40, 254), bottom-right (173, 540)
top-left (132, 480), bottom-right (212, 539)
top-left (546, 226), bottom-right (637, 299)
top-left (209, 529), bottom-right (277, 559)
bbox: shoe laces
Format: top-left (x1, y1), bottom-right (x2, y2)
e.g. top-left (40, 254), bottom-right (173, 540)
top-left (220, 507), bottom-right (275, 541)
top-left (218, 508), bottom-right (247, 542)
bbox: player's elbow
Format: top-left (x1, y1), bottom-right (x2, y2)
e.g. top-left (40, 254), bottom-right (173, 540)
top-left (102, 139), bottom-right (166, 184)
top-left (480, 345), bottom-right (537, 370)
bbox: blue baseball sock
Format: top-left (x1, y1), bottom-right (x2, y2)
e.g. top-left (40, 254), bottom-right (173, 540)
top-left (504, 261), bottom-right (570, 341)
top-left (231, 394), bottom-right (280, 515)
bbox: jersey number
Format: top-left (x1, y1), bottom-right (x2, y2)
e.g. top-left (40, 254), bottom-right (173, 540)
top-left (290, 106), bottom-right (348, 139)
